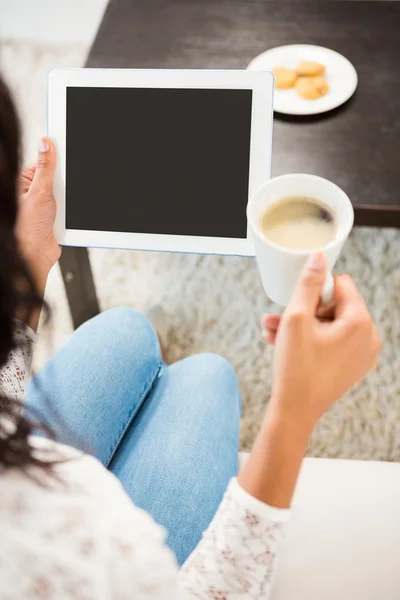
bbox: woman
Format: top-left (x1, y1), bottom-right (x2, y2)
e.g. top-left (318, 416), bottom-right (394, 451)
top-left (0, 75), bottom-right (381, 598)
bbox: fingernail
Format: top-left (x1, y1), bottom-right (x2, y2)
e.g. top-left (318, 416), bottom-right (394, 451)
top-left (39, 137), bottom-right (49, 152)
top-left (306, 252), bottom-right (325, 271)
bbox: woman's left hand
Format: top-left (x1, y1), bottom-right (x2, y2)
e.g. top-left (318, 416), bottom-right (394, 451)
top-left (16, 137), bottom-right (61, 282)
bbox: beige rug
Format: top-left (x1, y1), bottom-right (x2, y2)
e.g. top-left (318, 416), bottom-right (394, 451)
top-left (2, 41), bottom-right (400, 460)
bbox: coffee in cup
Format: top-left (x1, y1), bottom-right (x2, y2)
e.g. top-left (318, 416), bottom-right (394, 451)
top-left (259, 196), bottom-right (337, 251)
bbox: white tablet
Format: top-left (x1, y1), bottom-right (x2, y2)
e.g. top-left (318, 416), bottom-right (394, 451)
top-left (48, 68), bottom-right (274, 256)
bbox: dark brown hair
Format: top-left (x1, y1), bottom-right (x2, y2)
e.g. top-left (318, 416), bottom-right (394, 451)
top-left (0, 74), bottom-right (53, 470)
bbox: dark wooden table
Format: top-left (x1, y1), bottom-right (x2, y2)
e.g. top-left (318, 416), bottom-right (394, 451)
top-left (60, 0), bottom-right (400, 327)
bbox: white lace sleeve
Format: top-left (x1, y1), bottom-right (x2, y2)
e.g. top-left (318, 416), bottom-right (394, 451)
top-left (90, 474), bottom-right (290, 600)
top-left (179, 478), bottom-right (290, 599)
top-left (0, 321), bottom-right (37, 403)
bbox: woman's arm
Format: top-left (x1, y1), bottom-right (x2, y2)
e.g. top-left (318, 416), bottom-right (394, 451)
top-left (179, 254), bottom-right (381, 598)
top-left (16, 137), bottom-right (60, 331)
top-left (240, 254), bottom-right (381, 508)
top-left (0, 137), bottom-right (59, 405)
top-left (238, 407), bottom-right (309, 510)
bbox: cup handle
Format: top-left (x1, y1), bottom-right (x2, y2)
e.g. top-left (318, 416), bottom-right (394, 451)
top-left (321, 272), bottom-right (334, 305)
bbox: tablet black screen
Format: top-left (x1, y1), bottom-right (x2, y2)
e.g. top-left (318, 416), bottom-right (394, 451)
top-left (66, 87), bottom-right (252, 239)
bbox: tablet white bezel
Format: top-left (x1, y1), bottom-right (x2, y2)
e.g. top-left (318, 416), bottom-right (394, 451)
top-left (48, 68), bottom-right (274, 257)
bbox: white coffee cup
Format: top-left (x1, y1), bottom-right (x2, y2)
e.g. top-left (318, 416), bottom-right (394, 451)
top-left (247, 174), bottom-right (354, 306)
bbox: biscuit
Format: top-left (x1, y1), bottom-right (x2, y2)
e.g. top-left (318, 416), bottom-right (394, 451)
top-left (296, 76), bottom-right (329, 100)
top-left (272, 67), bottom-right (297, 90)
top-left (296, 61), bottom-right (326, 77)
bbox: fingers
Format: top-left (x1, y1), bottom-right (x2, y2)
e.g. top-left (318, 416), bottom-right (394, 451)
top-left (315, 276), bottom-right (362, 322)
top-left (262, 314), bottom-right (281, 345)
top-left (316, 298), bottom-right (336, 320)
top-left (325, 275), bottom-right (379, 353)
top-left (31, 137), bottom-right (56, 193)
top-left (262, 308), bottom-right (332, 345)
top-left (333, 274), bottom-right (369, 321)
top-left (19, 164), bottom-right (36, 195)
top-left (262, 273), bottom-right (377, 351)
top-left (21, 164), bottom-right (36, 180)
top-left (286, 253), bottom-right (327, 317)
top-left (262, 314), bottom-right (281, 331)
top-left (315, 275), bottom-right (370, 325)
top-left (372, 324), bottom-right (383, 356)
top-left (263, 329), bottom-right (278, 345)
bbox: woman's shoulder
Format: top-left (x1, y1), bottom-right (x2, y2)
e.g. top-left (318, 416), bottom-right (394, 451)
top-left (0, 438), bottom-right (179, 598)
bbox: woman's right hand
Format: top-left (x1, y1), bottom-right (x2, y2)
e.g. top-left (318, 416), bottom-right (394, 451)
top-left (263, 252), bottom-right (381, 435)
top-left (238, 254), bottom-right (381, 510)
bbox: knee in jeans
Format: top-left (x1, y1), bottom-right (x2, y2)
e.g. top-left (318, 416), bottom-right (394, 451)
top-left (86, 308), bottom-right (161, 368)
top-left (195, 353), bottom-right (241, 413)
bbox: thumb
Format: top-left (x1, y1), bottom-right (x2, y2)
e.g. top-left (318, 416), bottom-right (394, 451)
top-left (31, 137), bottom-right (56, 193)
top-left (287, 253), bottom-right (327, 316)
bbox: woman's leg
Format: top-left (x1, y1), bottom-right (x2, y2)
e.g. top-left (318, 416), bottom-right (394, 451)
top-left (26, 307), bottom-right (241, 565)
top-left (26, 307), bottom-right (163, 465)
top-left (110, 353), bottom-right (241, 565)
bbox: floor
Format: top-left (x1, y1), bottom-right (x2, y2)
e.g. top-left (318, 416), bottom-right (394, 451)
top-left (1, 0), bottom-right (399, 460)
top-left (0, 0), bottom-right (109, 45)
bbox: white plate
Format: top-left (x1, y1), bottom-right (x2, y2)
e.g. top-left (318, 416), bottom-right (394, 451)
top-left (247, 44), bottom-right (358, 115)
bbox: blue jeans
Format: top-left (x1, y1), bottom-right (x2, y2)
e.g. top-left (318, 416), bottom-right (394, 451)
top-left (26, 308), bottom-right (241, 565)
